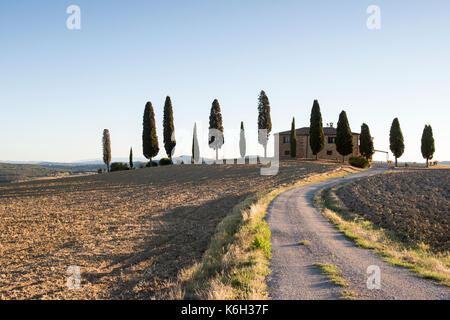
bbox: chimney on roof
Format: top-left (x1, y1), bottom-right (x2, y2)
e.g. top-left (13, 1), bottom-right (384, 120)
top-left (329, 122), bottom-right (333, 128)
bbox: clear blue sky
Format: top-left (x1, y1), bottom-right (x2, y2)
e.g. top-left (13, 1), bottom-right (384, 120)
top-left (1, 0), bottom-right (449, 162)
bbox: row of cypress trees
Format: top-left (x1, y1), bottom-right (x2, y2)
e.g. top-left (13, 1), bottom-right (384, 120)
top-left (389, 118), bottom-right (435, 167)
top-left (289, 100), bottom-right (368, 163)
top-left (203, 91), bottom-right (271, 161)
top-left (105, 95), bottom-right (435, 169)
top-left (143, 91), bottom-right (272, 164)
top-left (142, 97), bottom-right (177, 164)
top-left (102, 96), bottom-right (176, 171)
top-left (288, 100), bottom-right (435, 167)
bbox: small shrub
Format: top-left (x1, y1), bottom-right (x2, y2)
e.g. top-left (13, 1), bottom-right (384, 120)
top-left (97, 169), bottom-right (103, 174)
top-left (159, 158), bottom-right (173, 166)
top-left (251, 222), bottom-right (272, 259)
top-left (110, 162), bottom-right (130, 172)
top-left (349, 156), bottom-right (369, 168)
top-left (146, 161), bottom-right (158, 167)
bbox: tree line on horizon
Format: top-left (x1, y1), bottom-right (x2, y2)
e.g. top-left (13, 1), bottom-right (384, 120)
top-left (101, 93), bottom-right (436, 171)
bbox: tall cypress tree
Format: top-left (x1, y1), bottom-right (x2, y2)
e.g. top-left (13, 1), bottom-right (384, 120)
top-left (208, 99), bottom-right (224, 161)
top-left (142, 101), bottom-right (159, 164)
top-left (389, 118), bottom-right (404, 167)
top-left (290, 117), bottom-right (297, 158)
top-left (102, 129), bottom-right (111, 172)
top-left (239, 121), bottom-right (246, 159)
top-left (163, 96), bottom-right (176, 159)
top-left (359, 123), bottom-right (374, 160)
top-left (421, 124), bottom-right (435, 168)
top-left (258, 90), bottom-right (272, 158)
top-left (192, 122), bottom-right (200, 163)
top-left (336, 111), bottom-right (354, 163)
top-left (129, 147), bottom-right (133, 169)
top-left (309, 100), bottom-right (325, 160)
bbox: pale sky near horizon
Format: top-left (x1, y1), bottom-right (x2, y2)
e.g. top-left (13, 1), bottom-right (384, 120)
top-left (1, 1), bottom-right (449, 163)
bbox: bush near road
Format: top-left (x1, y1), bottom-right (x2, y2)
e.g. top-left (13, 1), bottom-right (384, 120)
top-left (349, 156), bottom-right (370, 169)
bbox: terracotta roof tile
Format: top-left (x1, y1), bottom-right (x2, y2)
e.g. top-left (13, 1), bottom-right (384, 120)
top-left (278, 127), bottom-right (359, 135)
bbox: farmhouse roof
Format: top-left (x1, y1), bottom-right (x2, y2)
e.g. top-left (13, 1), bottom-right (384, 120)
top-left (278, 127), bottom-right (360, 136)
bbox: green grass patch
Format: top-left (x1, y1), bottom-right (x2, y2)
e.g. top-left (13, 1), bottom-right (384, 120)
top-left (313, 263), bottom-right (349, 287)
top-left (177, 190), bottom-right (274, 300)
top-left (251, 222), bottom-right (272, 260)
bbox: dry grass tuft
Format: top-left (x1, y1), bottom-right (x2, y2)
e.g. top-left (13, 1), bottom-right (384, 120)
top-left (313, 263), bottom-right (349, 287)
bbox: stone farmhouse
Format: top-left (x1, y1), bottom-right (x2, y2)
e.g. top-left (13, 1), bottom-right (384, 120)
top-left (278, 125), bottom-right (361, 161)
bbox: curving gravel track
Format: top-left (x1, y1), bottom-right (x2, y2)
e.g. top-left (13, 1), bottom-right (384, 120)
top-left (267, 168), bottom-right (450, 300)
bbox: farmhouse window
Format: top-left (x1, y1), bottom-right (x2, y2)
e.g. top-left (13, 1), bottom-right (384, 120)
top-left (327, 150), bottom-right (332, 155)
top-left (283, 136), bottom-right (290, 144)
top-left (328, 137), bottom-right (336, 144)
top-left (285, 150), bottom-right (290, 155)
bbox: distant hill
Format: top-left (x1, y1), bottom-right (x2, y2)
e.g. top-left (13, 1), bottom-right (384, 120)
top-left (70, 157), bottom-right (148, 164)
top-left (0, 163), bottom-right (71, 183)
top-left (0, 154), bottom-right (243, 183)
top-left (439, 161), bottom-right (450, 165)
top-left (0, 162), bottom-right (101, 183)
top-left (39, 162), bottom-right (106, 171)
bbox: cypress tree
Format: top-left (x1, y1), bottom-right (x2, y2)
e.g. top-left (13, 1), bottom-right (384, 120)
top-left (389, 118), bottom-right (405, 167)
top-left (192, 122), bottom-right (200, 163)
top-left (208, 99), bottom-right (224, 161)
top-left (102, 129), bottom-right (111, 172)
top-left (258, 90), bottom-right (272, 158)
top-left (421, 124), bottom-right (435, 168)
top-left (163, 96), bottom-right (176, 159)
top-left (239, 121), bottom-right (246, 159)
top-left (309, 100), bottom-right (325, 160)
top-left (359, 123), bottom-right (374, 160)
top-left (129, 147), bottom-right (133, 169)
top-left (290, 117), bottom-right (297, 158)
top-left (336, 111), bottom-right (354, 163)
top-left (142, 101), bottom-right (159, 164)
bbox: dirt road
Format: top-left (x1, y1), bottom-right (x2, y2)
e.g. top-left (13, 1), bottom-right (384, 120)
top-left (267, 168), bottom-right (450, 300)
